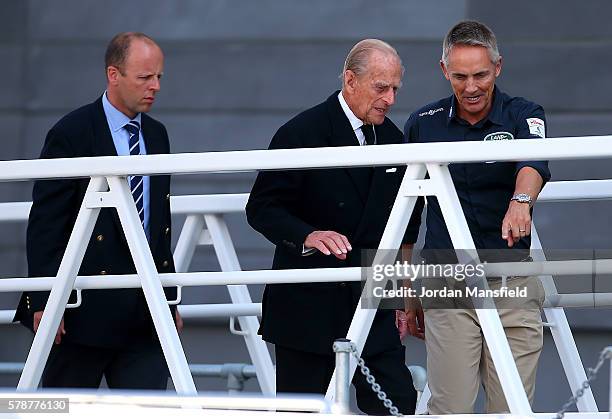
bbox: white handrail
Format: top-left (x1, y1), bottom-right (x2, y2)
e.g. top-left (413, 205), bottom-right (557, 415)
top-left (171, 194), bottom-right (247, 214)
top-left (537, 179), bottom-right (612, 202)
top-left (0, 259), bottom-right (611, 290)
top-left (0, 202), bottom-right (32, 221)
top-left (2, 177), bottom-right (611, 224)
top-left (1, 136), bottom-right (612, 181)
top-left (0, 195), bottom-right (248, 222)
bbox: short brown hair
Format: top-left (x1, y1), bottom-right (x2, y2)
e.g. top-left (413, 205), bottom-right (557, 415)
top-left (104, 32), bottom-right (157, 73)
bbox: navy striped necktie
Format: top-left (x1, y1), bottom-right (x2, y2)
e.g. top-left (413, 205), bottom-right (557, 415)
top-left (124, 121), bottom-right (145, 228)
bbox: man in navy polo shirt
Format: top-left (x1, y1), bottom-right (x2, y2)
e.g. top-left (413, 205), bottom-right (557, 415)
top-left (402, 21), bottom-right (549, 413)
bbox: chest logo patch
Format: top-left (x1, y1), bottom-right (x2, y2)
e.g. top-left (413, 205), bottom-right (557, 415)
top-left (418, 107), bottom-right (444, 117)
top-left (484, 131), bottom-right (514, 141)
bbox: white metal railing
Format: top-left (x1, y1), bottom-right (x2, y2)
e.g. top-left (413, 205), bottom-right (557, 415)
top-left (0, 193), bottom-right (274, 395)
top-left (0, 136), bottom-right (611, 415)
top-left (4, 179), bottom-right (612, 313)
top-left (1, 136), bottom-right (610, 180)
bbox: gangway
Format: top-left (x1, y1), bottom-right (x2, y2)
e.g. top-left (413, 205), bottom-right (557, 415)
top-left (0, 136), bottom-right (610, 415)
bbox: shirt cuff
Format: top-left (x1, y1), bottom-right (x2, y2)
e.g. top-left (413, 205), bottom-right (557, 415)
top-left (302, 245), bottom-right (317, 256)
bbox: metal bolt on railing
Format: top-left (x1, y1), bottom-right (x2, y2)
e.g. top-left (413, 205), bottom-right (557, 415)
top-left (332, 338), bottom-right (353, 414)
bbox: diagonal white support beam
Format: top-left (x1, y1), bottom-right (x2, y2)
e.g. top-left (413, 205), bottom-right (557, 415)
top-left (426, 163), bottom-right (532, 414)
top-left (204, 214), bottom-right (276, 396)
top-left (173, 214), bottom-right (206, 273)
top-left (107, 176), bottom-right (196, 395)
top-left (326, 163), bottom-right (427, 402)
top-left (18, 176), bottom-right (108, 390)
top-left (170, 210), bottom-right (275, 396)
top-left (531, 227), bottom-right (598, 412)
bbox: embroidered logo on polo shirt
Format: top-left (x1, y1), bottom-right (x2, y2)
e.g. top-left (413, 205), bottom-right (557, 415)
top-left (418, 107), bottom-right (444, 117)
top-left (526, 118), bottom-right (546, 138)
top-left (483, 131), bottom-right (514, 141)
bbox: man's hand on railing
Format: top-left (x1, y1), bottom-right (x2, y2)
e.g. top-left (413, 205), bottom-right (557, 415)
top-left (33, 311), bottom-right (65, 344)
top-left (304, 231), bottom-right (352, 260)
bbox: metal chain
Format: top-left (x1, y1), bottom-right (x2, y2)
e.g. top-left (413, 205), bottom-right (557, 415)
top-left (555, 346), bottom-right (612, 419)
top-left (349, 345), bottom-right (403, 417)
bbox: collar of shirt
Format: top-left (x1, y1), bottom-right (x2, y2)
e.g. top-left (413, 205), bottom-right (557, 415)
top-left (102, 91), bottom-right (142, 134)
top-left (338, 91), bottom-right (366, 145)
top-left (446, 85), bottom-right (504, 127)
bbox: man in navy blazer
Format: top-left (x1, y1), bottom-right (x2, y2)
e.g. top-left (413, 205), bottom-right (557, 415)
top-left (246, 39), bottom-right (418, 415)
top-left (15, 32), bottom-right (180, 389)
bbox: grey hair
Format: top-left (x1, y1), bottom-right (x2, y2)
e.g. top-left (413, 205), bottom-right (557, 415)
top-left (442, 21), bottom-right (500, 66)
top-left (340, 39), bottom-right (403, 84)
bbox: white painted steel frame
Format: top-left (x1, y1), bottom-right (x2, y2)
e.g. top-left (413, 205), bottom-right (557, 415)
top-left (17, 177), bottom-right (106, 390)
top-left (205, 214), bottom-right (276, 395)
top-left (530, 227), bottom-right (597, 411)
top-left (1, 137), bottom-right (611, 414)
top-left (324, 163), bottom-right (426, 407)
top-left (1, 193), bottom-right (271, 395)
top-left (1, 136), bottom-right (612, 181)
top-left (173, 211), bottom-right (275, 396)
top-left (0, 303), bottom-right (262, 324)
top-left (0, 185), bottom-right (612, 412)
top-left (17, 176), bottom-right (197, 396)
top-left (326, 162), bottom-right (532, 414)
top-left (4, 262), bottom-right (612, 290)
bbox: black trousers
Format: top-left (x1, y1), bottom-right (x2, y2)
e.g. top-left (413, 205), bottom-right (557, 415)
top-left (275, 345), bottom-right (417, 415)
top-left (42, 339), bottom-right (169, 389)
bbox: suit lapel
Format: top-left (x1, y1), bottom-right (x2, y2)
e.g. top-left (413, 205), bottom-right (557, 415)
top-left (141, 115), bottom-right (164, 251)
top-left (326, 94), bottom-right (371, 203)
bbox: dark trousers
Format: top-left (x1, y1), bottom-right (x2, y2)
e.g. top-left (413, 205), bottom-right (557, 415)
top-left (42, 339), bottom-right (169, 389)
top-left (275, 345), bottom-right (417, 415)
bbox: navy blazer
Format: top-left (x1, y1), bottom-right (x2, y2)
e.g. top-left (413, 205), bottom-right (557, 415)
top-left (15, 97), bottom-right (176, 348)
top-left (246, 92), bottom-right (418, 355)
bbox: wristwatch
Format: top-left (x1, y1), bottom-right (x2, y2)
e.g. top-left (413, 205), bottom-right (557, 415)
top-left (510, 193), bottom-right (533, 206)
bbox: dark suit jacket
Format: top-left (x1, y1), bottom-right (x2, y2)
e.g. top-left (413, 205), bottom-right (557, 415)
top-left (246, 92), bottom-right (418, 355)
top-left (14, 97), bottom-right (176, 348)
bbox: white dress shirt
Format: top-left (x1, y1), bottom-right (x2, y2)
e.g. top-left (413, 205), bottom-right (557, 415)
top-left (338, 91), bottom-right (367, 146)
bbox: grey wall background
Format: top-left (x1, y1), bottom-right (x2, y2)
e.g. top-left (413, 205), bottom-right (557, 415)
top-left (0, 0), bottom-right (611, 412)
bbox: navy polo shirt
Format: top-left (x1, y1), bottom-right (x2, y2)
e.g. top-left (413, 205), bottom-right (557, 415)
top-left (404, 86), bottom-right (550, 261)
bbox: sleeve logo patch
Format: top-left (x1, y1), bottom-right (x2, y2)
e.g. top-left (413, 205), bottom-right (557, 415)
top-left (526, 117), bottom-right (546, 138)
top-left (484, 131), bottom-right (514, 141)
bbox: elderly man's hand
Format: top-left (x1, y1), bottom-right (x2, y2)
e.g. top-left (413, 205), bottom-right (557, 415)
top-left (501, 200), bottom-right (531, 247)
top-left (304, 231), bottom-right (352, 260)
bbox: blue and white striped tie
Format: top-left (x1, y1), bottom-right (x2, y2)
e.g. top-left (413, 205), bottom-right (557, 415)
top-left (124, 121), bottom-right (145, 228)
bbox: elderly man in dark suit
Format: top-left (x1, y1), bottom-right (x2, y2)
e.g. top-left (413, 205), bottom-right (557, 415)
top-left (246, 39), bottom-right (418, 415)
top-left (15, 32), bottom-right (180, 389)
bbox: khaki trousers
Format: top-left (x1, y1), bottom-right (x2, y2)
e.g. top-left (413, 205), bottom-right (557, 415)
top-left (423, 276), bottom-right (545, 414)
